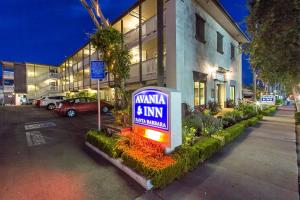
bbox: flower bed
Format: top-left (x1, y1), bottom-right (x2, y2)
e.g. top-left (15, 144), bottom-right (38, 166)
top-left (86, 113), bottom-right (262, 189)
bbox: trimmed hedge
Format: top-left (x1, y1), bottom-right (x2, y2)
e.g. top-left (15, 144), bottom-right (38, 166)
top-left (212, 116), bottom-right (261, 146)
top-left (261, 106), bottom-right (277, 116)
top-left (86, 115), bottom-right (263, 189)
top-left (86, 130), bottom-right (120, 158)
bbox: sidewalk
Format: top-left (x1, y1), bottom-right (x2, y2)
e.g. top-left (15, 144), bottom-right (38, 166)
top-left (138, 106), bottom-right (299, 200)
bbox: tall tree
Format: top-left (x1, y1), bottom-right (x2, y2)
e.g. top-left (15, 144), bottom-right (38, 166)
top-left (246, 0), bottom-right (300, 109)
top-left (81, 0), bottom-right (131, 110)
top-left (157, 0), bottom-right (165, 87)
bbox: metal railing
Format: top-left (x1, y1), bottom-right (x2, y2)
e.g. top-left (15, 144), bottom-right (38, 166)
top-left (124, 13), bottom-right (166, 46)
top-left (35, 85), bottom-right (62, 98)
top-left (126, 56), bottom-right (166, 83)
top-left (27, 72), bottom-right (60, 84)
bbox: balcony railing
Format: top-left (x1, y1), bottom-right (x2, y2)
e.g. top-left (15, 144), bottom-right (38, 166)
top-left (27, 72), bottom-right (60, 84)
top-left (126, 56), bottom-right (166, 83)
top-left (124, 13), bottom-right (166, 46)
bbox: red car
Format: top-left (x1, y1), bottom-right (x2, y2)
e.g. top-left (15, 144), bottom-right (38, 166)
top-left (33, 97), bottom-right (45, 107)
top-left (55, 97), bottom-right (113, 117)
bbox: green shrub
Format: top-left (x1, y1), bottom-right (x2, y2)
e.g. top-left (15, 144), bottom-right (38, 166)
top-left (295, 112), bottom-right (300, 124)
top-left (212, 123), bottom-right (245, 145)
top-left (222, 110), bottom-right (243, 128)
top-left (276, 99), bottom-right (283, 105)
top-left (235, 101), bottom-right (257, 118)
top-left (212, 116), bottom-right (261, 145)
top-left (261, 105), bottom-right (277, 116)
top-left (183, 112), bottom-right (223, 136)
top-left (86, 130), bottom-right (120, 158)
top-left (182, 126), bottom-right (197, 145)
top-left (191, 137), bottom-right (222, 161)
top-left (208, 101), bottom-right (221, 115)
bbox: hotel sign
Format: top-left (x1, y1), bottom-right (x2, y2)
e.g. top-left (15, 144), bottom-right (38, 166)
top-left (133, 89), bottom-right (168, 131)
top-left (261, 95), bottom-right (275, 105)
top-left (132, 87), bottom-right (182, 153)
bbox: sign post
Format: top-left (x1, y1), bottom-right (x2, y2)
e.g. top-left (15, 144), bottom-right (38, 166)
top-left (90, 60), bottom-right (106, 131)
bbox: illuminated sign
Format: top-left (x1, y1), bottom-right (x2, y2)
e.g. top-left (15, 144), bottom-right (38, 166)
top-left (261, 95), bottom-right (275, 105)
top-left (132, 87), bottom-right (182, 153)
top-left (133, 89), bottom-right (168, 131)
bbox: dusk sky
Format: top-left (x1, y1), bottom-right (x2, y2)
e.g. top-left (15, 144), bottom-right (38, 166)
top-left (0, 0), bottom-right (252, 85)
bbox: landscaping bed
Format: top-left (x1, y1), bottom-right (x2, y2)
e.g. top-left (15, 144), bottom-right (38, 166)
top-left (86, 103), bottom-right (275, 189)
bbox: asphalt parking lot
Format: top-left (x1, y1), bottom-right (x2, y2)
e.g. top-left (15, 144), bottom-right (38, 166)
top-left (0, 106), bottom-right (144, 200)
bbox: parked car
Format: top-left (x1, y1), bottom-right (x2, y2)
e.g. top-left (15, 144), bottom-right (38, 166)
top-left (33, 97), bottom-right (45, 107)
top-left (55, 97), bottom-right (113, 117)
top-left (40, 96), bottom-right (66, 110)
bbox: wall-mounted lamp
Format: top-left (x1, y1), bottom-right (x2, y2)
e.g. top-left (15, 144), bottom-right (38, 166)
top-left (226, 71), bottom-right (232, 81)
top-left (209, 66), bottom-right (217, 79)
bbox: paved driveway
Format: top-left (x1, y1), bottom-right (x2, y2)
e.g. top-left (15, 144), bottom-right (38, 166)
top-left (0, 106), bottom-right (144, 200)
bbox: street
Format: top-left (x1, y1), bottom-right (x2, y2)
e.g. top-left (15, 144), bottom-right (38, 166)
top-left (0, 106), bottom-right (144, 200)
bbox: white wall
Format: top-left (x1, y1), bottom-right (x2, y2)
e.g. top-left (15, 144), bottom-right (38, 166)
top-left (166, 0), bottom-right (243, 107)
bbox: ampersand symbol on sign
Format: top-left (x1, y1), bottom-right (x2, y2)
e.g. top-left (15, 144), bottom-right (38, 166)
top-left (137, 106), bottom-right (143, 115)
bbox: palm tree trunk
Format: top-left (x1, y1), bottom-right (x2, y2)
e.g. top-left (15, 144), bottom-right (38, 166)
top-left (157, 0), bottom-right (164, 87)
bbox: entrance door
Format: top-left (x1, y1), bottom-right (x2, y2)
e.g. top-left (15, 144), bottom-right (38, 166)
top-left (217, 84), bottom-right (225, 108)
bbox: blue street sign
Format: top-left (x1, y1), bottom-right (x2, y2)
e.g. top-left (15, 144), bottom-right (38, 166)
top-left (90, 60), bottom-right (105, 80)
top-left (133, 89), bottom-right (169, 131)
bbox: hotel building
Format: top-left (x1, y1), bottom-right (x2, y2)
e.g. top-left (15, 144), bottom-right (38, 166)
top-left (58, 0), bottom-right (248, 108)
top-left (1, 0), bottom-right (249, 108)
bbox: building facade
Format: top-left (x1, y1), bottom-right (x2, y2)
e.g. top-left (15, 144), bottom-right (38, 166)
top-left (0, 61), bottom-right (61, 105)
top-left (1, 0), bottom-right (248, 108)
top-left (58, 0), bottom-right (248, 108)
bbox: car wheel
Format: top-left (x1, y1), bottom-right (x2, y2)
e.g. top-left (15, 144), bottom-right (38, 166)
top-left (67, 109), bottom-right (76, 117)
top-left (47, 104), bottom-right (56, 110)
top-left (102, 106), bottom-right (109, 113)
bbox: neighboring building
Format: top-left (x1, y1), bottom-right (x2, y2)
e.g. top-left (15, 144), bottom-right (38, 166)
top-left (26, 63), bottom-right (61, 99)
top-left (58, 0), bottom-right (248, 108)
top-left (0, 61), bottom-right (61, 105)
top-left (1, 0), bottom-right (248, 108)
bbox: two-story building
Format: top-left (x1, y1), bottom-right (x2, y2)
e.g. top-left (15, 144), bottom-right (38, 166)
top-left (58, 0), bottom-right (248, 108)
top-left (1, 0), bottom-right (248, 108)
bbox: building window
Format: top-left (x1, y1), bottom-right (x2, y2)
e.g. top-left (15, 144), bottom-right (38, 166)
top-left (230, 86), bottom-right (235, 100)
top-left (231, 43), bottom-right (235, 60)
top-left (195, 14), bottom-right (205, 43)
top-left (194, 82), bottom-right (206, 106)
top-left (217, 32), bottom-right (224, 54)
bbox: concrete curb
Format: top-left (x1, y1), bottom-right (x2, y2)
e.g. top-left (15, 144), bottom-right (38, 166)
top-left (85, 142), bottom-right (153, 190)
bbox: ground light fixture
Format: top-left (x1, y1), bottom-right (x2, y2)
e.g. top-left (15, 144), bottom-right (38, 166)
top-left (144, 129), bottom-right (165, 143)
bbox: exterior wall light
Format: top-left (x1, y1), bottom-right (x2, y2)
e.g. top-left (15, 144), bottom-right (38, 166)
top-left (209, 66), bottom-right (217, 79)
top-left (226, 71), bottom-right (231, 81)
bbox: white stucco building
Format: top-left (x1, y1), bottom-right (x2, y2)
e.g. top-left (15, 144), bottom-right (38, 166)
top-left (56, 0), bottom-right (248, 109)
top-left (165, 0), bottom-right (248, 108)
top-left (2, 0), bottom-right (248, 108)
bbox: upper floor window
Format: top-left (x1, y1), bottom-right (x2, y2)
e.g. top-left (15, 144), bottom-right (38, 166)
top-left (231, 43), bottom-right (235, 60)
top-left (217, 32), bottom-right (224, 54)
top-left (195, 14), bottom-right (205, 43)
